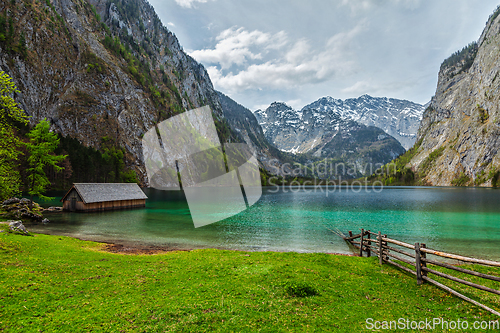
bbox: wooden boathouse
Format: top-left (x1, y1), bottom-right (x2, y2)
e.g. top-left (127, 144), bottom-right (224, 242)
top-left (61, 183), bottom-right (148, 212)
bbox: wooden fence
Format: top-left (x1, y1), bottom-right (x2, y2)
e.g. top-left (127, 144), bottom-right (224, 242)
top-left (342, 229), bottom-right (500, 317)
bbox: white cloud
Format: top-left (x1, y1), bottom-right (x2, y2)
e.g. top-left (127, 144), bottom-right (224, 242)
top-left (393, 0), bottom-right (422, 9)
top-left (341, 79), bottom-right (418, 96)
top-left (167, 22), bottom-right (175, 27)
top-left (340, 0), bottom-right (374, 12)
top-left (174, 0), bottom-right (213, 9)
top-left (190, 27), bottom-right (287, 69)
top-left (285, 99), bottom-right (303, 110)
top-left (340, 0), bottom-right (422, 13)
top-left (341, 80), bottom-right (374, 95)
top-left (197, 24), bottom-right (364, 94)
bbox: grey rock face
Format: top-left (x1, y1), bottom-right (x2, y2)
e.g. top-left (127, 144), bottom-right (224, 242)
top-left (44, 207), bottom-right (63, 212)
top-left (409, 9), bottom-right (500, 186)
top-left (1, 199), bottom-right (43, 221)
top-left (217, 92), bottom-right (295, 177)
top-left (2, 198), bottom-right (20, 205)
top-left (255, 95), bottom-right (424, 152)
top-left (1, 0), bottom-right (224, 186)
top-left (20, 198), bottom-right (30, 205)
top-left (9, 221), bottom-right (29, 235)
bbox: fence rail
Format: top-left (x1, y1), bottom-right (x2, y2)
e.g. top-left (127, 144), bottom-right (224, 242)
top-left (341, 229), bottom-right (500, 317)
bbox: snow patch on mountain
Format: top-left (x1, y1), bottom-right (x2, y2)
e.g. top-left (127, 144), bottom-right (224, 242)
top-left (255, 95), bottom-right (424, 152)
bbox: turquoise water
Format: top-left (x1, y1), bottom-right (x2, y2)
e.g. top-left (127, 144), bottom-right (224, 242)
top-left (29, 186), bottom-right (500, 259)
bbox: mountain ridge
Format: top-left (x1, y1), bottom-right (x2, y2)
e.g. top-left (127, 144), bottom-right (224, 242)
top-left (219, 92), bottom-right (406, 179)
top-left (255, 94), bottom-right (424, 153)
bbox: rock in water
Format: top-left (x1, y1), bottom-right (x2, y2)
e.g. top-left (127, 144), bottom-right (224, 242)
top-left (9, 221), bottom-right (29, 235)
top-left (1, 199), bottom-right (43, 221)
top-left (20, 211), bottom-right (43, 222)
top-left (45, 207), bottom-right (63, 212)
top-left (41, 218), bottom-right (50, 224)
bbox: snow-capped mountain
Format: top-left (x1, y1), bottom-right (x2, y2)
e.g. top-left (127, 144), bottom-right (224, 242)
top-left (255, 95), bottom-right (425, 153)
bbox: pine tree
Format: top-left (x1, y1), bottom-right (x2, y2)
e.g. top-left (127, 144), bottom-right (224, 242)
top-left (26, 119), bottom-right (67, 207)
top-left (0, 71), bottom-right (28, 201)
top-left (18, 32), bottom-right (27, 58)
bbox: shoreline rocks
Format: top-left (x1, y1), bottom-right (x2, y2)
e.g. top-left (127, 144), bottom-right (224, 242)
top-left (8, 220), bottom-right (29, 235)
top-left (43, 206), bottom-right (63, 212)
top-left (1, 198), bottom-right (43, 222)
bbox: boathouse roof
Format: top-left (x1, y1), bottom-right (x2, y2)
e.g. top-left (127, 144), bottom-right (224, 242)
top-left (61, 183), bottom-right (148, 204)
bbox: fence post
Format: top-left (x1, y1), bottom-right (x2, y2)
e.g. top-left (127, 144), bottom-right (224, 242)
top-left (421, 243), bottom-right (427, 278)
top-left (415, 242), bottom-right (423, 285)
top-left (360, 229), bottom-right (364, 257)
top-left (383, 234), bottom-right (388, 261)
top-left (378, 231), bottom-right (383, 265)
top-left (366, 230), bottom-right (371, 257)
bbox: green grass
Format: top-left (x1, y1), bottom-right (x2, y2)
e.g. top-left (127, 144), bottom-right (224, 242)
top-left (0, 226), bottom-right (499, 332)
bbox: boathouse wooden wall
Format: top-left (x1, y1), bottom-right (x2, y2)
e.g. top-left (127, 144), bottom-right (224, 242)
top-left (63, 197), bottom-right (146, 212)
top-left (61, 185), bottom-right (147, 212)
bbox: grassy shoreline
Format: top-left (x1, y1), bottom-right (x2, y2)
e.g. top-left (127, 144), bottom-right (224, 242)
top-left (1, 226), bottom-right (499, 332)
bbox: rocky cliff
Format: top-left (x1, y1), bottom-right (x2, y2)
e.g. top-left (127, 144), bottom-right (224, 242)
top-left (217, 92), bottom-right (291, 177)
top-left (406, 7), bottom-right (500, 186)
top-left (0, 0), bottom-right (228, 185)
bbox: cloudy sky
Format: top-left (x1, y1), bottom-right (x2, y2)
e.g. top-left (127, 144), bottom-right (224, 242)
top-left (149, 0), bottom-right (500, 110)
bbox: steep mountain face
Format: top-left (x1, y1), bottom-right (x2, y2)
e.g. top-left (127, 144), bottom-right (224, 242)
top-left (255, 95), bottom-right (424, 152)
top-left (255, 102), bottom-right (341, 154)
top-left (253, 101), bottom-right (405, 177)
top-left (220, 94), bottom-right (404, 178)
top-left (0, 0), bottom-right (227, 185)
top-left (217, 92), bottom-right (298, 177)
top-left (305, 96), bottom-right (424, 150)
top-left (407, 8), bottom-right (500, 186)
top-left (308, 120), bottom-right (406, 169)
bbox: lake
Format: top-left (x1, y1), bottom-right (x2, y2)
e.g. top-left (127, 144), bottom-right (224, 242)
top-left (29, 186), bottom-right (500, 260)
